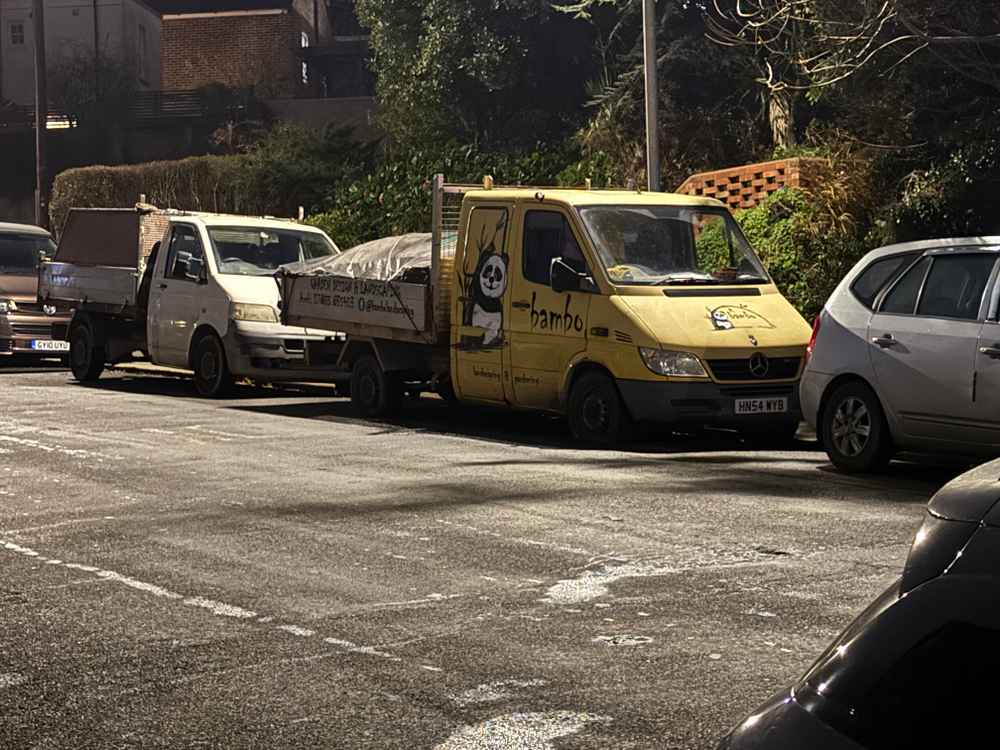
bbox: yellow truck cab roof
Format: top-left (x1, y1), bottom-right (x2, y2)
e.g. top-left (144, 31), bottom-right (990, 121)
top-left (463, 187), bottom-right (726, 209)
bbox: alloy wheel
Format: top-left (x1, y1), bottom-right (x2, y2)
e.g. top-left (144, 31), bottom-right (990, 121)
top-left (831, 397), bottom-right (871, 457)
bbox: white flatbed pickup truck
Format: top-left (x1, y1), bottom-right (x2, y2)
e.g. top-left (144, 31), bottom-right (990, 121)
top-left (39, 206), bottom-right (343, 396)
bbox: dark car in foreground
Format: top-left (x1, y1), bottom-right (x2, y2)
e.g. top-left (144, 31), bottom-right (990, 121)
top-left (720, 459), bottom-right (1000, 749)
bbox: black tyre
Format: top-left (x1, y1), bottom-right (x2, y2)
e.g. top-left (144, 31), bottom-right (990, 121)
top-left (350, 354), bottom-right (402, 417)
top-left (567, 371), bottom-right (632, 445)
top-left (69, 322), bottom-right (105, 382)
top-left (435, 376), bottom-right (458, 403)
top-left (191, 333), bottom-right (234, 398)
top-left (821, 381), bottom-right (894, 473)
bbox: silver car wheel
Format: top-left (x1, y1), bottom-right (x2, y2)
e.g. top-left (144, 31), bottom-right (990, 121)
top-left (832, 397), bottom-right (871, 457)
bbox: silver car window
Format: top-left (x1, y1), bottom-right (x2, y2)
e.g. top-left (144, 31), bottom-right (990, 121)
top-left (880, 257), bottom-right (931, 315)
top-left (852, 254), bottom-right (916, 309)
top-left (916, 255), bottom-right (997, 320)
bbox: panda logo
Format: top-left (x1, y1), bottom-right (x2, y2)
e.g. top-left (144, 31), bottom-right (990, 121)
top-left (469, 252), bottom-right (509, 346)
top-left (710, 308), bottom-right (734, 330)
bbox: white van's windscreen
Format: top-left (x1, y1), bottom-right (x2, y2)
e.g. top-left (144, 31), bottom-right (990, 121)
top-left (207, 227), bottom-right (338, 276)
top-left (578, 206), bottom-right (769, 286)
top-left (0, 234), bottom-right (56, 275)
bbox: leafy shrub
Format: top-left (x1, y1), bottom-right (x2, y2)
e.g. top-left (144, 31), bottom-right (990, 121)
top-left (890, 141), bottom-right (1000, 242)
top-left (735, 188), bottom-right (870, 320)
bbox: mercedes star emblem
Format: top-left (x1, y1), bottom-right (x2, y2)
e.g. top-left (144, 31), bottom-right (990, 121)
top-left (749, 352), bottom-right (770, 378)
top-left (43, 304), bottom-right (57, 316)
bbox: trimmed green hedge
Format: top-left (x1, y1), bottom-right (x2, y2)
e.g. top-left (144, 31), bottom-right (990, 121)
top-left (49, 155), bottom-right (253, 235)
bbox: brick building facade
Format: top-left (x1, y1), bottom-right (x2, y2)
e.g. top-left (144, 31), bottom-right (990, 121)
top-left (151, 0), bottom-right (330, 97)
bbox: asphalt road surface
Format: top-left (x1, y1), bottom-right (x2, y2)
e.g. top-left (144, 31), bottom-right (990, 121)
top-left (0, 363), bottom-right (973, 749)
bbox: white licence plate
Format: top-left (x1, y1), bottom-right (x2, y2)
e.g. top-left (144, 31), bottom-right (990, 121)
top-left (735, 397), bottom-right (788, 415)
top-left (30, 339), bottom-right (70, 352)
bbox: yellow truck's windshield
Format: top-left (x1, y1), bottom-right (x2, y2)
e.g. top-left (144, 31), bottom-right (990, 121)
top-left (578, 205), bottom-right (769, 286)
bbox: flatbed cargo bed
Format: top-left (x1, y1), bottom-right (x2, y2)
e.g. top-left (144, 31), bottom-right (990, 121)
top-left (280, 177), bottom-right (465, 345)
top-left (38, 208), bottom-right (169, 317)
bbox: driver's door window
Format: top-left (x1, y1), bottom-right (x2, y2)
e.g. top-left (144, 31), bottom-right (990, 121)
top-left (165, 225), bottom-right (205, 282)
top-left (523, 211), bottom-right (589, 285)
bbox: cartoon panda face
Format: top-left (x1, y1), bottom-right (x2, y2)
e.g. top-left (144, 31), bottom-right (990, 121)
top-left (711, 309), bottom-right (734, 330)
top-left (479, 255), bottom-right (507, 299)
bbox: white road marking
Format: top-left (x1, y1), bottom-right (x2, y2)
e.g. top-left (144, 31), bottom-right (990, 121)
top-left (322, 637), bottom-right (399, 660)
top-left (0, 435), bottom-right (114, 461)
top-left (276, 625), bottom-right (315, 638)
top-left (0, 673), bottom-right (28, 689)
top-left (183, 597), bottom-right (256, 619)
top-left (450, 679), bottom-right (546, 707)
top-left (2, 539), bottom-right (405, 666)
top-left (183, 425), bottom-right (267, 441)
top-left (434, 711), bottom-right (611, 750)
top-left (542, 551), bottom-right (779, 605)
top-left (97, 571), bottom-right (184, 601)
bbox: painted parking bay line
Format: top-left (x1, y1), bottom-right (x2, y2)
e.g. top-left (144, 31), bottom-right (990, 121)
top-left (1, 539), bottom-right (408, 667)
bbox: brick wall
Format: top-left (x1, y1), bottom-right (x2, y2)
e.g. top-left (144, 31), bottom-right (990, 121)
top-left (160, 12), bottom-right (300, 96)
top-left (675, 158), bottom-right (825, 211)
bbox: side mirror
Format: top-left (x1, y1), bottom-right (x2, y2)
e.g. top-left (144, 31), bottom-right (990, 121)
top-left (186, 256), bottom-right (207, 283)
top-left (550, 258), bottom-right (580, 293)
top-left (551, 258), bottom-right (596, 294)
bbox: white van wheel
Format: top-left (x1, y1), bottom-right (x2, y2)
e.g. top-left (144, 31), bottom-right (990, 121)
top-left (192, 333), bottom-right (234, 398)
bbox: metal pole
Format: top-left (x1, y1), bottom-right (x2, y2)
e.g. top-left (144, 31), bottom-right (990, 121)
top-left (33, 0), bottom-right (48, 228)
top-left (642, 0), bottom-right (660, 192)
top-left (93, 0), bottom-right (100, 99)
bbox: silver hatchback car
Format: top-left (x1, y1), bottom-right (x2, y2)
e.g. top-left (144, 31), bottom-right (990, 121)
top-left (801, 237), bottom-right (1000, 472)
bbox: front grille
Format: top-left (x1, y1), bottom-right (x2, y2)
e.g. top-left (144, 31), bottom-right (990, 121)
top-left (11, 324), bottom-right (52, 337)
top-left (708, 356), bottom-right (800, 381)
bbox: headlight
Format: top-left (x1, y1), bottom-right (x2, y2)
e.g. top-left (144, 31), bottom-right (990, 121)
top-left (639, 347), bottom-right (708, 378)
top-left (231, 302), bottom-right (278, 323)
top-left (0, 300), bottom-right (17, 314)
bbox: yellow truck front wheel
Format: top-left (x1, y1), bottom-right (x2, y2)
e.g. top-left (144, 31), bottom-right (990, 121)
top-left (568, 371), bottom-right (632, 446)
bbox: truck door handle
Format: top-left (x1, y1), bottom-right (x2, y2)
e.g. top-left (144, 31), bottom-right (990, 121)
top-left (980, 345), bottom-right (1000, 358)
top-left (871, 334), bottom-right (896, 348)
top-left (512, 300), bottom-right (530, 310)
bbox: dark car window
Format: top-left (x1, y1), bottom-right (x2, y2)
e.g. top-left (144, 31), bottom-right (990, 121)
top-left (916, 254), bottom-right (996, 320)
top-left (0, 233), bottom-right (56, 275)
top-left (849, 622), bottom-right (1000, 749)
top-left (851, 255), bottom-right (915, 309)
top-left (880, 256), bottom-right (931, 315)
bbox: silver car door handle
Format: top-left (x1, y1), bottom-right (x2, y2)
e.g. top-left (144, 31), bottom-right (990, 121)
top-left (980, 345), bottom-right (1000, 358)
top-left (872, 334), bottom-right (896, 348)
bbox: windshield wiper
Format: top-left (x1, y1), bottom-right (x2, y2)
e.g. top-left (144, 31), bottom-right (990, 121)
top-left (653, 273), bottom-right (723, 285)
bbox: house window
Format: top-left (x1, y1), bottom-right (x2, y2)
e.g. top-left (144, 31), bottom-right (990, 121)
top-left (300, 32), bottom-right (309, 85)
top-left (10, 22), bottom-right (25, 45)
top-left (137, 24), bottom-right (148, 82)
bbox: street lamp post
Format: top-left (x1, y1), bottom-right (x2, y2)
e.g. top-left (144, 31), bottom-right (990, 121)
top-left (33, 0), bottom-right (48, 228)
top-left (642, 0), bottom-right (659, 192)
